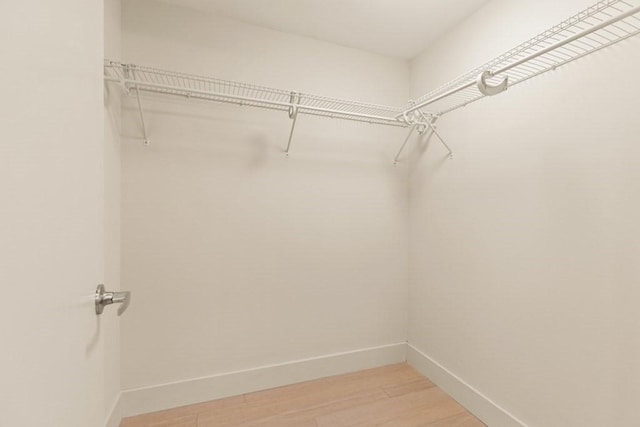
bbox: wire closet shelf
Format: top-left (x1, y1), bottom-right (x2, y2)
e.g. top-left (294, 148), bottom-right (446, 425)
top-left (104, 61), bottom-right (408, 128)
top-left (105, 0), bottom-right (640, 158)
top-left (403, 0), bottom-right (640, 117)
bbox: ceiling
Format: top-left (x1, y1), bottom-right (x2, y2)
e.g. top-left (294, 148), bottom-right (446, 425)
top-left (156, 0), bottom-right (489, 59)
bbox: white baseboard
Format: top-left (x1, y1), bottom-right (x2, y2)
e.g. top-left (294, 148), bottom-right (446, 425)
top-left (407, 345), bottom-right (527, 427)
top-left (105, 392), bottom-right (123, 427)
top-left (121, 342), bottom-right (407, 417)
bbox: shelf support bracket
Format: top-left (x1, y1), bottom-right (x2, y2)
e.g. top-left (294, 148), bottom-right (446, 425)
top-left (393, 123), bottom-right (418, 165)
top-left (125, 65), bottom-right (150, 146)
top-left (285, 92), bottom-right (300, 156)
top-left (418, 111), bottom-right (453, 159)
top-left (133, 86), bottom-right (150, 146)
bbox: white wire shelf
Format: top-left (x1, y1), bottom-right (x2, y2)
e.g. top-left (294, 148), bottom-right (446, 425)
top-left (404, 0), bottom-right (640, 117)
top-left (104, 61), bottom-right (408, 128)
top-left (105, 0), bottom-right (640, 160)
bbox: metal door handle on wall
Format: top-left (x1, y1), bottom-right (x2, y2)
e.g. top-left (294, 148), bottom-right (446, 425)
top-left (95, 284), bottom-right (131, 316)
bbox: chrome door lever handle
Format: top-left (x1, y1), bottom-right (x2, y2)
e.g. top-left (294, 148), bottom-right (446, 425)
top-left (95, 284), bottom-right (131, 316)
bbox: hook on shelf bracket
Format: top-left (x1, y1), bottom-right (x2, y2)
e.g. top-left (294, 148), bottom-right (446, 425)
top-left (477, 70), bottom-right (509, 96)
top-left (285, 91), bottom-right (300, 156)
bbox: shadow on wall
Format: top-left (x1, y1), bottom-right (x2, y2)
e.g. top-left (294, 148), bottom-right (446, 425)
top-left (245, 132), bottom-right (272, 168)
top-left (119, 101), bottom-right (282, 170)
top-left (119, 99), bottom-right (411, 171)
top-left (85, 314), bottom-right (101, 357)
top-left (104, 83), bottom-right (122, 135)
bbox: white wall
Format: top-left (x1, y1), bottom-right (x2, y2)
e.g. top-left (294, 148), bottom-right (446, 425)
top-left (120, 0), bottom-right (410, 393)
top-left (104, 0), bottom-right (123, 424)
top-left (408, 1), bottom-right (640, 425)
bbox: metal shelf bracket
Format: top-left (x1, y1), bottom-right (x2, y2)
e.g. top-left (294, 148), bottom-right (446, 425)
top-left (393, 123), bottom-right (417, 165)
top-left (285, 91), bottom-right (300, 156)
top-left (393, 107), bottom-right (453, 164)
top-left (417, 112), bottom-right (453, 159)
top-left (124, 64), bottom-right (150, 146)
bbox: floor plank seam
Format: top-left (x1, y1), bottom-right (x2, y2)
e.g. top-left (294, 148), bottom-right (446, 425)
top-left (121, 363), bottom-right (485, 427)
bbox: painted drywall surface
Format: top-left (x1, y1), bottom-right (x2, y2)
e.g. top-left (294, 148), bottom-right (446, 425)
top-left (104, 0), bottom-right (122, 423)
top-left (408, 0), bottom-right (640, 425)
top-left (0, 1), bottom-right (106, 426)
top-left (120, 0), bottom-right (410, 390)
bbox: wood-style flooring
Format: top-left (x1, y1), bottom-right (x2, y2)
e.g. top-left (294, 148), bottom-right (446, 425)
top-left (120, 363), bottom-right (485, 427)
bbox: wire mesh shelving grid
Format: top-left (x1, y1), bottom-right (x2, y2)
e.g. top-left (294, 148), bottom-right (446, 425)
top-left (105, 0), bottom-right (640, 156)
top-left (104, 61), bottom-right (408, 128)
top-left (404, 0), bottom-right (640, 117)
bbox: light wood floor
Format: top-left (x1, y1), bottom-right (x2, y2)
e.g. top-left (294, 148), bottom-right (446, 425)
top-left (120, 363), bottom-right (485, 427)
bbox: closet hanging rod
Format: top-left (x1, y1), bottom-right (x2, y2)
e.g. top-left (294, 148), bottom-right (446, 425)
top-left (402, 0), bottom-right (640, 117)
top-left (118, 77), bottom-right (407, 125)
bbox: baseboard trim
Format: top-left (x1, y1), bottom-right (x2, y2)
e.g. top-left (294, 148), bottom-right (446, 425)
top-left (105, 392), bottom-right (123, 427)
top-left (121, 342), bottom-right (407, 417)
top-left (407, 344), bottom-right (527, 427)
